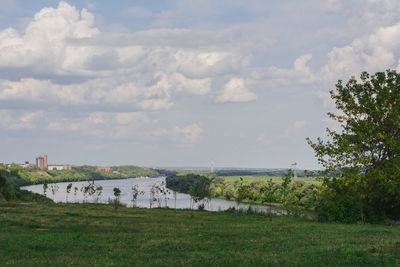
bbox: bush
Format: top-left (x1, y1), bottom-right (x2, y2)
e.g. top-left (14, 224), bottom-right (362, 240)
top-left (316, 178), bottom-right (362, 223)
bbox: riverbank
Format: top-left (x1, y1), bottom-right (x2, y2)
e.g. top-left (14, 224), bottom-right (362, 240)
top-left (1, 201), bottom-right (399, 266)
top-left (22, 177), bottom-right (283, 213)
top-left (166, 174), bottom-right (322, 212)
top-left (0, 165), bottom-right (161, 186)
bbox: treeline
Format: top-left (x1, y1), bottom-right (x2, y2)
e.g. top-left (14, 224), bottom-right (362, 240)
top-left (210, 177), bottom-right (320, 210)
top-left (166, 173), bottom-right (321, 213)
top-left (165, 174), bottom-right (208, 193)
top-left (214, 169), bottom-right (324, 177)
top-left (0, 165), bottom-right (160, 186)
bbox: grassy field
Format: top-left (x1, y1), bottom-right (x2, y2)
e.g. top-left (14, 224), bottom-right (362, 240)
top-left (1, 202), bottom-right (399, 266)
top-left (219, 175), bottom-right (321, 184)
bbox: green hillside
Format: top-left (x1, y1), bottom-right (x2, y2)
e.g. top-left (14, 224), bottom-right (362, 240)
top-left (0, 164), bottom-right (160, 186)
top-left (1, 202), bottom-right (399, 266)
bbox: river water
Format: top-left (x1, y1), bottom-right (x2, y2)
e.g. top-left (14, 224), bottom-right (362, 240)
top-left (22, 177), bottom-right (281, 213)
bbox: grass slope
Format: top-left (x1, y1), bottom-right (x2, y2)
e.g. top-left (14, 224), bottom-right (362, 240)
top-left (1, 202), bottom-right (399, 266)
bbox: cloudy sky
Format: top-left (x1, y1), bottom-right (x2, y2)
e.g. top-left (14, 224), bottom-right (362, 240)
top-left (1, 0), bottom-right (400, 168)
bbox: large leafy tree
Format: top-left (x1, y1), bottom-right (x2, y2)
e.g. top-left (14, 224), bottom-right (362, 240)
top-left (308, 70), bottom-right (400, 221)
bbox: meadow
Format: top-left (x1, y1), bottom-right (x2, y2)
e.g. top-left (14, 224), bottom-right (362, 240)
top-left (1, 201), bottom-right (399, 266)
top-left (219, 175), bottom-right (321, 184)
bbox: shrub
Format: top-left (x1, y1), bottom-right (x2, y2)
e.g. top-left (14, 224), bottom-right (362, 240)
top-left (316, 178), bottom-right (362, 223)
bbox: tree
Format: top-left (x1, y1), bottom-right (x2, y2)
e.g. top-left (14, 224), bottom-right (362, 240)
top-left (111, 187), bottom-right (122, 209)
top-left (113, 187), bottom-right (121, 198)
top-left (188, 178), bottom-right (211, 210)
top-left (50, 183), bottom-right (59, 201)
top-left (279, 169), bottom-right (302, 217)
top-left (307, 70), bottom-right (400, 221)
top-left (66, 183), bottom-right (72, 202)
top-left (95, 185), bottom-right (103, 203)
top-left (43, 183), bottom-right (48, 197)
top-left (0, 173), bottom-right (6, 200)
top-left (233, 177), bottom-right (250, 210)
top-left (261, 178), bottom-right (278, 210)
top-left (131, 184), bottom-right (144, 207)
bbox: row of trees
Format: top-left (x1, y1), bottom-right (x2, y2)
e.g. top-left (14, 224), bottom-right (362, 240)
top-left (0, 165), bottom-right (160, 186)
top-left (166, 173), bottom-right (319, 214)
top-left (210, 176), bottom-right (320, 210)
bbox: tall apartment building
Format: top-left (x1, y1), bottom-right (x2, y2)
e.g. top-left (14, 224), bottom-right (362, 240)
top-left (36, 155), bottom-right (48, 169)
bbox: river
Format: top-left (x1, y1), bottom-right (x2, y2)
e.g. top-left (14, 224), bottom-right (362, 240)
top-left (22, 177), bottom-right (281, 213)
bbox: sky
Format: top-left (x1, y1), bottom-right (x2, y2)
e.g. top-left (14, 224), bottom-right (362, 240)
top-left (1, 0), bottom-right (400, 169)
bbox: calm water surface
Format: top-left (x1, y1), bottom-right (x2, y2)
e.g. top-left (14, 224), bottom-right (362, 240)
top-left (22, 177), bottom-right (281, 213)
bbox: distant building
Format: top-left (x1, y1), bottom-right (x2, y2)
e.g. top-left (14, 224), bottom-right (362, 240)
top-left (18, 161), bottom-right (30, 168)
top-left (97, 167), bottom-right (111, 172)
top-left (47, 165), bottom-right (65, 171)
top-left (47, 164), bottom-right (72, 171)
top-left (36, 155), bottom-right (48, 169)
top-left (64, 164), bottom-right (72, 170)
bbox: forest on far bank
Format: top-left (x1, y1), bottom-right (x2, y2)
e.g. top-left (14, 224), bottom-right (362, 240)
top-left (0, 165), bottom-right (160, 186)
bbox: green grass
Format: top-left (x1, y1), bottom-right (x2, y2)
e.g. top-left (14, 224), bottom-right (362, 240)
top-left (1, 202), bottom-right (399, 266)
top-left (220, 175), bottom-right (321, 184)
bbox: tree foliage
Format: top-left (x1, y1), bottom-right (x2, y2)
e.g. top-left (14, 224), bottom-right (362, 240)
top-left (234, 178), bottom-right (251, 209)
top-left (188, 178), bottom-right (211, 210)
top-left (307, 70), bottom-right (400, 222)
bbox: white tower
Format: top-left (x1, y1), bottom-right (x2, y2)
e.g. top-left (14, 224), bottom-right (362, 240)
top-left (210, 160), bottom-right (214, 173)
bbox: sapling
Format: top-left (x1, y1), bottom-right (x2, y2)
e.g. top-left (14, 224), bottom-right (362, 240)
top-left (159, 181), bottom-right (170, 208)
top-left (66, 183), bottom-right (72, 202)
top-left (81, 184), bottom-right (89, 202)
top-left (131, 184), bottom-right (144, 207)
top-left (95, 185), bottom-right (103, 203)
top-left (112, 187), bottom-right (121, 209)
top-left (50, 183), bottom-right (59, 201)
top-left (149, 184), bottom-right (156, 208)
top-left (173, 191), bottom-right (177, 210)
top-left (81, 180), bottom-right (96, 202)
top-left (73, 186), bottom-right (78, 202)
top-left (43, 183), bottom-right (48, 197)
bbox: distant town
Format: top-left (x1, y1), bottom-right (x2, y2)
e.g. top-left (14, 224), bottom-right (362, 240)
top-left (2, 155), bottom-right (111, 172)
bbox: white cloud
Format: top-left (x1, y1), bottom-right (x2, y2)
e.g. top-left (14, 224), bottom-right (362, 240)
top-left (282, 120), bottom-right (309, 139)
top-left (171, 72), bottom-right (211, 95)
top-left (175, 51), bottom-right (248, 79)
top-left (323, 0), bottom-right (342, 13)
top-left (293, 120), bottom-right (307, 128)
top-left (321, 20), bottom-right (400, 84)
top-left (0, 110), bottom-right (44, 129)
top-left (122, 7), bottom-right (154, 19)
top-left (151, 123), bottom-right (203, 143)
top-left (173, 123), bottom-right (203, 143)
top-left (251, 54), bottom-right (315, 87)
top-left (48, 111), bottom-right (149, 139)
top-left (0, 2), bottom-right (260, 118)
top-left (216, 78), bottom-right (256, 103)
top-left (315, 90), bottom-right (336, 111)
top-left (0, 1), bottom-right (99, 74)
